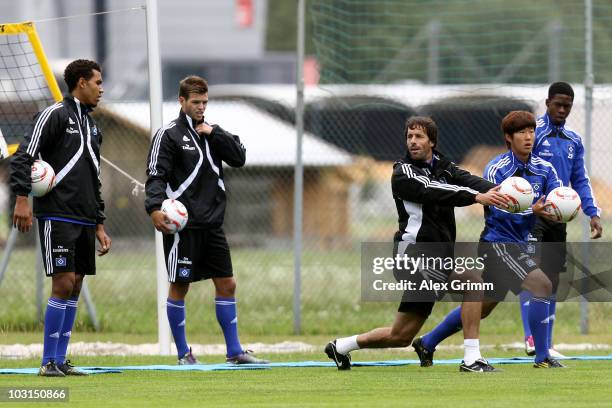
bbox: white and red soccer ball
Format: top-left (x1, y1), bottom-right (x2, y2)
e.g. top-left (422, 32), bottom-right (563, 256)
top-left (161, 198), bottom-right (188, 233)
top-left (499, 176), bottom-right (534, 213)
top-left (545, 186), bottom-right (581, 223)
top-left (30, 160), bottom-right (56, 197)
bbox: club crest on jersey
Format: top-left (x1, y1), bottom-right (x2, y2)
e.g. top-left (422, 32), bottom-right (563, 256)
top-left (179, 267), bottom-right (191, 278)
top-left (532, 185), bottom-right (541, 198)
top-left (568, 145), bottom-right (574, 159)
top-left (55, 256), bottom-right (67, 267)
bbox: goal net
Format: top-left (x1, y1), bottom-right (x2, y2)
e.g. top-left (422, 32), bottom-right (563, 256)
top-left (0, 22), bottom-right (61, 154)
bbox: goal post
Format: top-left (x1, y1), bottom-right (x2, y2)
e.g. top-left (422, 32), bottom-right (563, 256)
top-left (144, 0), bottom-right (172, 356)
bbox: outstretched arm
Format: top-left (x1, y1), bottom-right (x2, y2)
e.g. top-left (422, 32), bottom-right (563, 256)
top-left (392, 163), bottom-right (507, 208)
top-left (452, 164), bottom-right (497, 193)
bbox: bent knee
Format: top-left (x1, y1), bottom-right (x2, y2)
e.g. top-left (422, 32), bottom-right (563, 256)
top-left (388, 331), bottom-right (414, 347)
top-left (480, 301), bottom-right (497, 319)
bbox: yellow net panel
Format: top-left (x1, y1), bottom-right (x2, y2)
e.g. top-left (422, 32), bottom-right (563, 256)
top-left (0, 22), bottom-right (61, 153)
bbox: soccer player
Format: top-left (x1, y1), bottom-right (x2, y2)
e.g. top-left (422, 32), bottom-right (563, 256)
top-left (414, 111), bottom-right (567, 368)
top-left (520, 82), bottom-right (602, 358)
top-left (145, 76), bottom-right (267, 365)
top-left (521, 82), bottom-right (602, 358)
top-left (11, 59), bottom-right (111, 377)
top-left (325, 116), bottom-right (509, 372)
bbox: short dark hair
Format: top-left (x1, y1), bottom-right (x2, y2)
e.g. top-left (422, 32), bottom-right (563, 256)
top-left (64, 59), bottom-right (101, 92)
top-left (405, 116), bottom-right (437, 148)
top-left (548, 81), bottom-right (574, 100)
top-left (501, 110), bottom-right (536, 148)
top-left (179, 75), bottom-right (208, 99)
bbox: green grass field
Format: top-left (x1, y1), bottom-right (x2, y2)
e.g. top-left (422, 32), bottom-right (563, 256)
top-left (1, 213), bottom-right (611, 408)
top-left (1, 350), bottom-right (611, 407)
top-left (1, 236), bottom-right (611, 407)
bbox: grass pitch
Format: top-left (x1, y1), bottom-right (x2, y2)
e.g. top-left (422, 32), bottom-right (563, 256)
top-left (1, 349), bottom-right (611, 407)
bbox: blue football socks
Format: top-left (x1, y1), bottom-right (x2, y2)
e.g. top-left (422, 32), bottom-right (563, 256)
top-left (547, 297), bottom-right (557, 349)
top-left (167, 298), bottom-right (189, 358)
top-left (56, 296), bottom-right (79, 364)
top-left (215, 297), bottom-right (243, 358)
top-left (529, 297), bottom-right (551, 363)
top-left (42, 298), bottom-right (66, 365)
top-left (421, 306), bottom-right (463, 351)
top-left (519, 290), bottom-right (532, 338)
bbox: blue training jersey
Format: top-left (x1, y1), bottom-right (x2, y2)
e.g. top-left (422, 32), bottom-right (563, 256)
top-left (533, 113), bottom-right (601, 218)
top-left (481, 151), bottom-right (562, 243)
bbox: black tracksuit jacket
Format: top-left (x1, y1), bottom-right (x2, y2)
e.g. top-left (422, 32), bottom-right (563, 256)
top-left (392, 151), bottom-right (495, 243)
top-left (10, 96), bottom-right (105, 224)
top-left (145, 110), bottom-right (246, 229)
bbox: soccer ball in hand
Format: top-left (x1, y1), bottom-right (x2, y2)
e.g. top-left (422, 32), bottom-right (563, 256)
top-left (499, 176), bottom-right (534, 213)
top-left (161, 199), bottom-right (188, 233)
top-left (30, 160), bottom-right (56, 197)
top-left (545, 186), bottom-right (581, 223)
